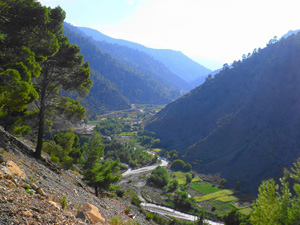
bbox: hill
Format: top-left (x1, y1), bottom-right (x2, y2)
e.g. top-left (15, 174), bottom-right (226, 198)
top-left (78, 26), bottom-right (211, 83)
top-left (0, 127), bottom-right (150, 224)
top-left (146, 32), bottom-right (300, 193)
top-left (63, 24), bottom-right (180, 112)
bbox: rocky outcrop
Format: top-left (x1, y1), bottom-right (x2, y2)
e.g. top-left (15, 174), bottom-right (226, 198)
top-left (6, 160), bottom-right (26, 178)
top-left (78, 202), bottom-right (105, 223)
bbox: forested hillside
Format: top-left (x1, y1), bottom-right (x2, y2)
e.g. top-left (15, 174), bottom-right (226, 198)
top-left (64, 24), bottom-right (181, 108)
top-left (78, 26), bottom-right (211, 84)
top-left (91, 39), bottom-right (192, 92)
top-left (146, 32), bottom-right (300, 193)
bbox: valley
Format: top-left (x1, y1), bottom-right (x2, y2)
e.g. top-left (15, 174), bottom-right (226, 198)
top-left (2, 1), bottom-right (300, 224)
top-left (79, 105), bottom-right (252, 224)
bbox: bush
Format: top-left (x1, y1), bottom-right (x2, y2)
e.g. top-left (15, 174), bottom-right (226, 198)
top-left (149, 166), bottom-right (169, 187)
top-left (170, 159), bottom-right (192, 172)
top-left (131, 195), bottom-right (141, 207)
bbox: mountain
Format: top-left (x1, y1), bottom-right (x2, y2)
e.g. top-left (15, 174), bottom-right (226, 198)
top-left (91, 40), bottom-right (192, 92)
top-left (190, 68), bottom-right (222, 88)
top-left (80, 69), bottom-right (131, 115)
top-left (63, 24), bottom-right (181, 114)
top-left (78, 26), bottom-right (211, 83)
top-left (146, 32), bottom-right (300, 193)
top-left (281, 29), bottom-right (300, 39)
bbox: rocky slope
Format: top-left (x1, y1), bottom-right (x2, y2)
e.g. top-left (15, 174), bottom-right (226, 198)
top-left (0, 127), bottom-right (151, 225)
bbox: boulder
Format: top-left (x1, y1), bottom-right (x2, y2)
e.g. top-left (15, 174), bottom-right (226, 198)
top-left (80, 202), bottom-right (105, 223)
top-left (0, 165), bottom-right (12, 177)
top-left (6, 161), bottom-right (26, 178)
top-left (48, 200), bottom-right (61, 210)
top-left (37, 187), bottom-right (47, 197)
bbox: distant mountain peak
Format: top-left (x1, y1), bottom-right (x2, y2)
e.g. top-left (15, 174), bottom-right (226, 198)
top-left (76, 25), bottom-right (211, 84)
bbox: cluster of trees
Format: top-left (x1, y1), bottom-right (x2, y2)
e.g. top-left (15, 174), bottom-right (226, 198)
top-left (96, 117), bottom-right (131, 135)
top-left (43, 130), bottom-right (82, 169)
top-left (0, 0), bottom-right (92, 158)
top-left (81, 131), bottom-right (122, 196)
top-left (170, 159), bottom-right (192, 172)
top-left (149, 166), bottom-right (198, 214)
top-left (0, 0), bottom-right (122, 196)
top-left (138, 130), bottom-right (161, 148)
top-left (223, 158), bottom-right (300, 225)
top-left (105, 140), bottom-right (157, 168)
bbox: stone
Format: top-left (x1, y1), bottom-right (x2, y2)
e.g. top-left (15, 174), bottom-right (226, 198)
top-left (0, 154), bottom-right (4, 164)
top-left (76, 211), bottom-right (87, 221)
top-left (6, 161), bottom-right (26, 178)
top-left (80, 202), bottom-right (105, 223)
top-left (31, 183), bottom-right (38, 190)
top-left (37, 187), bottom-right (47, 197)
top-left (48, 200), bottom-right (61, 210)
top-left (0, 165), bottom-right (12, 177)
top-left (22, 210), bottom-right (33, 217)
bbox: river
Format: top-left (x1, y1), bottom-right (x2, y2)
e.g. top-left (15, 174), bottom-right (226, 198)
top-left (121, 154), bottom-right (223, 225)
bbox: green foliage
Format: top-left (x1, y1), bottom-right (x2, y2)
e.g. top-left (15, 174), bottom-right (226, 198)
top-left (194, 190), bottom-right (234, 202)
top-left (250, 159), bottom-right (300, 225)
top-left (82, 131), bottom-right (104, 170)
top-left (170, 159), bottom-right (192, 172)
top-left (96, 117), bottom-right (127, 135)
top-left (83, 157), bottom-right (122, 195)
top-left (167, 180), bottom-right (179, 192)
top-left (0, 0), bottom-right (92, 157)
top-left (149, 166), bottom-right (169, 187)
top-left (173, 190), bottom-right (197, 212)
top-left (146, 212), bottom-right (154, 220)
top-left (42, 130), bottom-right (81, 169)
top-left (0, 0), bottom-right (44, 131)
top-left (164, 149), bottom-right (178, 160)
top-left (137, 130), bottom-right (161, 148)
top-left (186, 173), bottom-right (193, 184)
top-left (59, 195), bottom-right (67, 210)
top-left (223, 209), bottom-right (250, 225)
top-left (105, 140), bottom-right (157, 169)
top-left (190, 182), bottom-right (220, 194)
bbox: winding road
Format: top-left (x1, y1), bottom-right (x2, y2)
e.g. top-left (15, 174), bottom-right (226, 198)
top-left (121, 154), bottom-right (223, 225)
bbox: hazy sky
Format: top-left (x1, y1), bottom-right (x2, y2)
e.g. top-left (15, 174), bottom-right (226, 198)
top-left (39, 0), bottom-right (300, 70)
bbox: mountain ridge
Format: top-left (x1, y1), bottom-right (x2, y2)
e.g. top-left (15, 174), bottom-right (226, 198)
top-left (77, 26), bottom-right (211, 83)
top-left (146, 32), bottom-right (300, 193)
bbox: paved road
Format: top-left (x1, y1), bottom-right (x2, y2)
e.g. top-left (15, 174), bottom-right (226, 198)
top-left (122, 157), bottom-right (168, 177)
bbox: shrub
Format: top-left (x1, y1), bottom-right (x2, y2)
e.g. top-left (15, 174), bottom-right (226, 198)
top-left (149, 166), bottom-right (169, 187)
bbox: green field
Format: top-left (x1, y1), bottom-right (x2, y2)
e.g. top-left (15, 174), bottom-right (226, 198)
top-left (239, 207), bottom-right (252, 215)
top-left (190, 182), bottom-right (220, 194)
top-left (194, 189), bottom-right (234, 202)
top-left (119, 131), bottom-right (137, 136)
top-left (172, 171), bottom-right (202, 185)
top-left (215, 195), bottom-right (237, 202)
top-left (152, 148), bottom-right (162, 153)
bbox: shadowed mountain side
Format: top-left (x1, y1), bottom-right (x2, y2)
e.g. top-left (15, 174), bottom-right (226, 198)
top-left (92, 41), bottom-right (192, 92)
top-left (146, 32), bottom-right (300, 193)
top-left (63, 24), bottom-right (180, 106)
top-left (80, 70), bottom-right (131, 114)
top-left (78, 26), bottom-right (211, 83)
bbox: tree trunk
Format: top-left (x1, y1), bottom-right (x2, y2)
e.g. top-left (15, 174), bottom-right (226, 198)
top-left (35, 81), bottom-right (46, 158)
top-left (95, 186), bottom-right (98, 197)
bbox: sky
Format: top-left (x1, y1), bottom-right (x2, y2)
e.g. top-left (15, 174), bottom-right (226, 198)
top-left (38, 0), bottom-right (300, 70)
